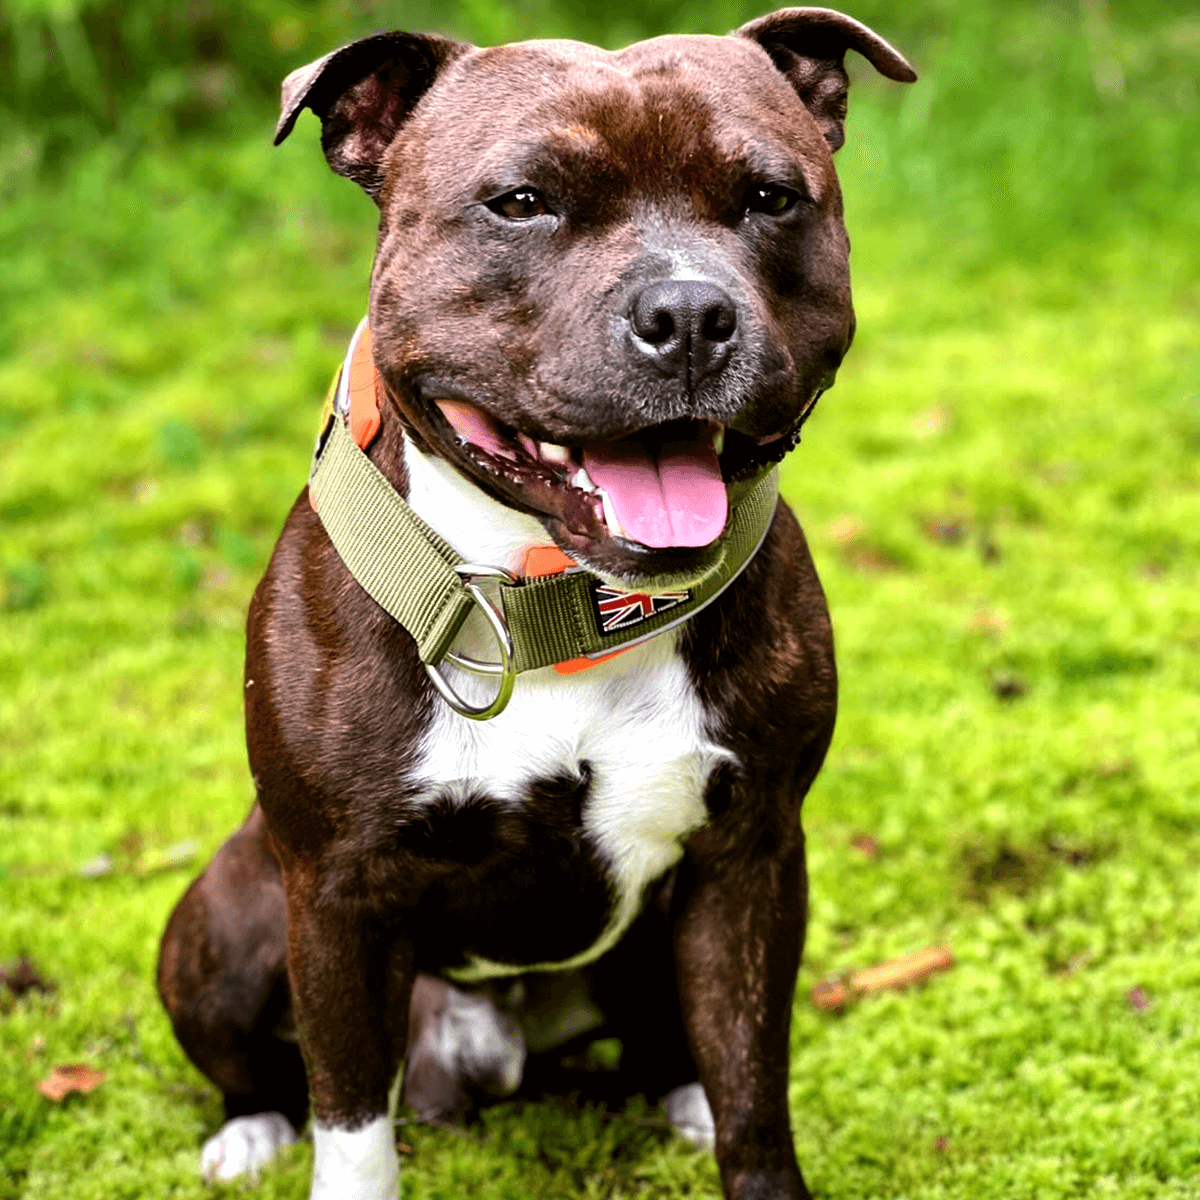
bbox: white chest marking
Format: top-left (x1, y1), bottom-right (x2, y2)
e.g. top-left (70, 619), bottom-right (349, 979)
top-left (402, 438), bottom-right (736, 982)
top-left (403, 433), bottom-right (547, 575)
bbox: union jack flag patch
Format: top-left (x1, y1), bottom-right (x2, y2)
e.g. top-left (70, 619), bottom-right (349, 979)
top-left (592, 583), bottom-right (692, 635)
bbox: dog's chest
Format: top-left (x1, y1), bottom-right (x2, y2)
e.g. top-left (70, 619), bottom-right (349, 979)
top-left (410, 635), bottom-right (731, 981)
top-left (397, 435), bottom-right (734, 979)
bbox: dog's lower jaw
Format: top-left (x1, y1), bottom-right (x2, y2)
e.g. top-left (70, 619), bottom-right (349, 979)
top-left (310, 1117), bottom-right (399, 1200)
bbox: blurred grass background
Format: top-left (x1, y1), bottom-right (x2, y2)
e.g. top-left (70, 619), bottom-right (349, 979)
top-left (1, 0), bottom-right (1198, 1197)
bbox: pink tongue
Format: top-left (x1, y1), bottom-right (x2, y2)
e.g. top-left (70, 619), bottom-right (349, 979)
top-left (582, 439), bottom-right (728, 549)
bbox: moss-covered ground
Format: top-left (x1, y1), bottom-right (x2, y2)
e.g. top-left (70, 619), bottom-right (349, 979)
top-left (2, 1), bottom-right (1198, 1196)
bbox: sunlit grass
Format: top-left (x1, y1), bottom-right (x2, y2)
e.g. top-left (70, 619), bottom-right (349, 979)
top-left (2, 1), bottom-right (1198, 1196)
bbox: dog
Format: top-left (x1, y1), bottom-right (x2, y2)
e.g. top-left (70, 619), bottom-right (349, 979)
top-left (157, 10), bottom-right (914, 1198)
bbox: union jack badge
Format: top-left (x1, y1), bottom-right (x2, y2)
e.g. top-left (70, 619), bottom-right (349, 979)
top-left (592, 583), bottom-right (692, 635)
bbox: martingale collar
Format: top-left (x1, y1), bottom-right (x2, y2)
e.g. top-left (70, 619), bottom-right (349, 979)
top-left (308, 319), bottom-right (779, 720)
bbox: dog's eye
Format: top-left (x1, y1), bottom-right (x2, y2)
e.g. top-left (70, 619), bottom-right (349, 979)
top-left (488, 189), bottom-right (551, 220)
top-left (745, 185), bottom-right (800, 216)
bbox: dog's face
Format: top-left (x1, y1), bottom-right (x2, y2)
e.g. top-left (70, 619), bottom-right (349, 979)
top-left (277, 11), bottom-right (914, 582)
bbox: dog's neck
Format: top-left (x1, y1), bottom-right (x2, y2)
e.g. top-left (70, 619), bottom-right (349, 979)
top-left (402, 431), bottom-right (550, 576)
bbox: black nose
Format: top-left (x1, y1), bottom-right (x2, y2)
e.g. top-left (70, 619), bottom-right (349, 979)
top-left (628, 279), bottom-right (738, 385)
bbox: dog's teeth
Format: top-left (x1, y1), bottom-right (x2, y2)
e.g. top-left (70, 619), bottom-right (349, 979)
top-left (600, 489), bottom-right (626, 538)
top-left (539, 441), bottom-right (571, 466)
top-left (572, 466), bottom-right (597, 494)
top-left (711, 426), bottom-right (725, 455)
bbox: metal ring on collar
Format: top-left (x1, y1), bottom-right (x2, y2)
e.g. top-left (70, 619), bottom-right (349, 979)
top-left (424, 564), bottom-right (518, 720)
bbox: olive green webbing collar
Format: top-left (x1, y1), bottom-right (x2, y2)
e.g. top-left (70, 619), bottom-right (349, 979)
top-left (308, 406), bottom-right (778, 719)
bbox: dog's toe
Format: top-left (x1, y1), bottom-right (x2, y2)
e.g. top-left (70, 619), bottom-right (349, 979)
top-left (199, 1111), bottom-right (297, 1181)
top-left (662, 1082), bottom-right (716, 1152)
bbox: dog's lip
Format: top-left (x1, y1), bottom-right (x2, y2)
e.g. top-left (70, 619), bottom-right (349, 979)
top-left (431, 398), bottom-right (718, 542)
top-left (422, 394), bottom-right (804, 548)
top-left (427, 395), bottom-right (803, 477)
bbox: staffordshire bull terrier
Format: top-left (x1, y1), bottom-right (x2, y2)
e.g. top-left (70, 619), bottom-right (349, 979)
top-left (158, 10), bottom-right (915, 1197)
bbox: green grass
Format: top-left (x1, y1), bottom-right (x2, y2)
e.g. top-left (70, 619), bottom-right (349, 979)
top-left (2, 1), bottom-right (1199, 1197)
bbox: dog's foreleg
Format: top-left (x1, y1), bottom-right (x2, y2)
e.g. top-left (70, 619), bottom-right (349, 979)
top-left (283, 876), bottom-right (411, 1200)
top-left (673, 830), bottom-right (811, 1200)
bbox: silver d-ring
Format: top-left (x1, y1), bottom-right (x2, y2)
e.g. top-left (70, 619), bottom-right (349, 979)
top-left (424, 564), bottom-right (517, 720)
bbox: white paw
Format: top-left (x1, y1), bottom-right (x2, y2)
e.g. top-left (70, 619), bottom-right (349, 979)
top-left (662, 1082), bottom-right (716, 1152)
top-left (439, 986), bottom-right (526, 1097)
top-left (311, 1117), bottom-right (399, 1200)
top-left (200, 1111), bottom-right (297, 1182)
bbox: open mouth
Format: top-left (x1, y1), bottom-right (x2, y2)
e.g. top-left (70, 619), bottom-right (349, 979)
top-left (434, 398), bottom-right (809, 553)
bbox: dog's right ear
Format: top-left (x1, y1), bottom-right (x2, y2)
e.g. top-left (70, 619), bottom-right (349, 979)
top-left (274, 32), bottom-right (468, 201)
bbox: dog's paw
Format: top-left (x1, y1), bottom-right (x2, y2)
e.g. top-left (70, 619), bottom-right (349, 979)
top-left (662, 1082), bottom-right (716, 1152)
top-left (442, 986), bottom-right (526, 1097)
top-left (404, 982), bottom-right (526, 1120)
top-left (199, 1112), bottom-right (297, 1182)
top-left (311, 1117), bottom-right (399, 1200)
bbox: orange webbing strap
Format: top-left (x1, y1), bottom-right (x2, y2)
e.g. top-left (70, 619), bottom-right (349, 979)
top-left (315, 333), bottom-right (603, 677)
top-left (347, 321), bottom-right (382, 451)
top-left (310, 318), bottom-right (382, 513)
top-left (520, 545), bottom-right (632, 676)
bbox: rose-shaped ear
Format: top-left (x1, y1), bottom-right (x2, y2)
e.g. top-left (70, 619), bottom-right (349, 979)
top-left (735, 8), bottom-right (916, 151)
top-left (274, 31), bottom-right (469, 201)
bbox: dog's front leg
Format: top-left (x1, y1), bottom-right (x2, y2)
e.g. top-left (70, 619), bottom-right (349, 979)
top-left (284, 870), bottom-right (410, 1200)
top-left (673, 827), bottom-right (810, 1200)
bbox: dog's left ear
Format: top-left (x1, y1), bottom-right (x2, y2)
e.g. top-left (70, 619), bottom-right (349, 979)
top-left (736, 7), bottom-right (916, 152)
top-left (273, 31), bottom-right (468, 200)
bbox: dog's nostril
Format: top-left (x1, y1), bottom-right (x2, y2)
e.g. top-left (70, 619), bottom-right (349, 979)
top-left (630, 295), bottom-right (676, 346)
top-left (642, 310), bottom-right (676, 345)
top-left (701, 302), bottom-right (736, 343)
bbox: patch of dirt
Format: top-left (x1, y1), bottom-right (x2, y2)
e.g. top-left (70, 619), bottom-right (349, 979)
top-left (959, 831), bottom-right (1112, 903)
top-left (959, 840), bottom-right (1051, 902)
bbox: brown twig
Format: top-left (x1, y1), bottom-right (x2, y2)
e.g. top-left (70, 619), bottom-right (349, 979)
top-left (812, 945), bottom-right (955, 1010)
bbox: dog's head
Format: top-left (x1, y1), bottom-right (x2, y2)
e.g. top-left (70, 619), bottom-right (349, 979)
top-left (277, 9), bottom-right (915, 584)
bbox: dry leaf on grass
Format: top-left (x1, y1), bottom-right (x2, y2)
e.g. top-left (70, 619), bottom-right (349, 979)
top-left (1126, 987), bottom-right (1151, 1013)
top-left (38, 1064), bottom-right (107, 1102)
top-left (968, 608), bottom-right (1008, 635)
top-left (850, 834), bottom-right (880, 860)
top-left (847, 546), bottom-right (905, 574)
top-left (812, 946), bottom-right (955, 1010)
top-left (992, 672), bottom-right (1028, 700)
top-left (922, 518), bottom-right (967, 545)
top-left (1, 958), bottom-right (54, 998)
top-left (912, 406), bottom-right (951, 438)
top-left (828, 515), bottom-right (864, 545)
